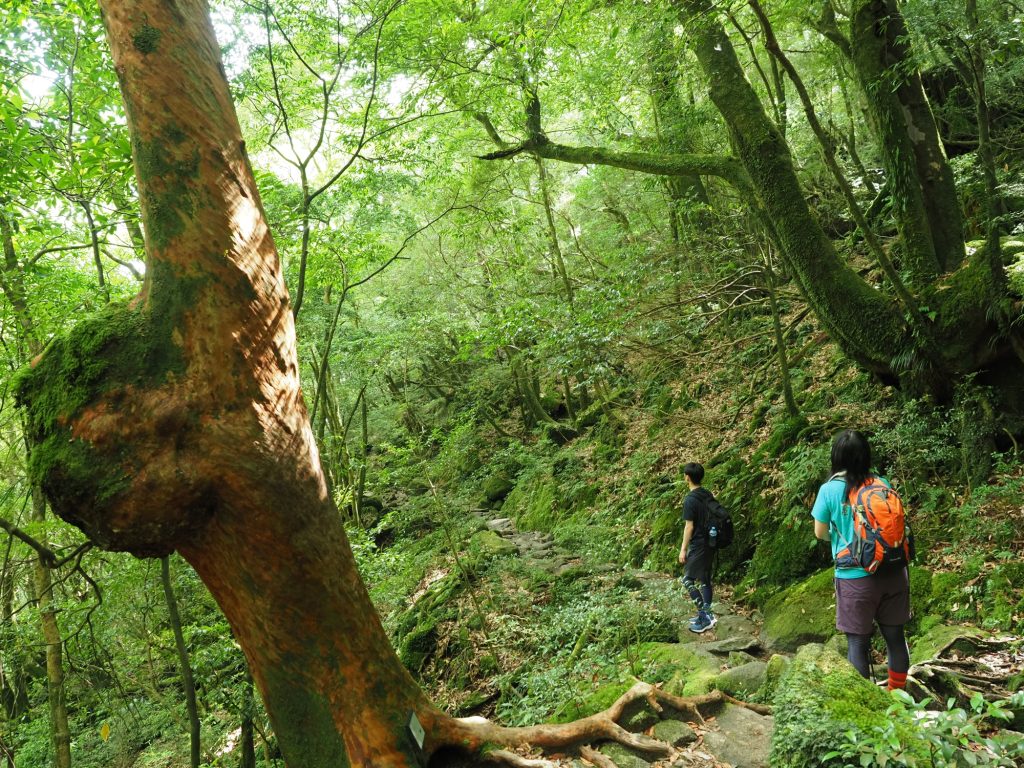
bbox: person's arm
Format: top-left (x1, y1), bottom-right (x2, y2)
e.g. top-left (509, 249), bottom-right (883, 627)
top-left (814, 520), bottom-right (830, 541)
top-left (678, 520), bottom-right (694, 564)
top-left (810, 484), bottom-right (833, 542)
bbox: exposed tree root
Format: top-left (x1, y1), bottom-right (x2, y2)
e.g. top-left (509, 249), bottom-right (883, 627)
top-left (579, 745), bottom-right (617, 768)
top-left (908, 633), bottom-right (1023, 707)
top-left (428, 681), bottom-right (773, 767)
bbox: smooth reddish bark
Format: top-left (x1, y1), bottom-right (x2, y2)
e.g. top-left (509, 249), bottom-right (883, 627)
top-left (75, 2), bottom-right (437, 765)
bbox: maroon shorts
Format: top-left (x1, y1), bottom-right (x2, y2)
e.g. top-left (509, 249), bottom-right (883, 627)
top-left (834, 568), bottom-right (911, 635)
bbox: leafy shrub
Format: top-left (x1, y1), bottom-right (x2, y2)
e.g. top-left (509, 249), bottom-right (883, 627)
top-left (824, 691), bottom-right (1024, 768)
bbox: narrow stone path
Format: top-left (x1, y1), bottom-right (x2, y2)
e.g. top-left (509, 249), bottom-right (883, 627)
top-left (473, 510), bottom-right (776, 768)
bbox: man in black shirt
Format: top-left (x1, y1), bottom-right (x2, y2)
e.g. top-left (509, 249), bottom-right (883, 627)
top-left (677, 462), bottom-right (717, 633)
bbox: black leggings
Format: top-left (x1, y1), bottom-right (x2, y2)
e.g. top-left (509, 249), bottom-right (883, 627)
top-left (682, 576), bottom-right (712, 613)
top-left (846, 623), bottom-right (909, 678)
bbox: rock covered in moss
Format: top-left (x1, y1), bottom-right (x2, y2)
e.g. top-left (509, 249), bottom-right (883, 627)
top-left (596, 742), bottom-right (651, 768)
top-left (651, 718), bottom-right (697, 747)
top-left (769, 644), bottom-right (925, 768)
top-left (632, 642), bottom-right (721, 697)
top-left (715, 661), bottom-right (768, 698)
top-left (481, 474), bottom-right (515, 505)
top-left (619, 699), bottom-right (659, 732)
top-left (468, 530), bottom-right (517, 562)
top-left (910, 621), bottom-right (987, 665)
top-left (758, 653), bottom-right (791, 702)
top-left (761, 569), bottom-right (836, 652)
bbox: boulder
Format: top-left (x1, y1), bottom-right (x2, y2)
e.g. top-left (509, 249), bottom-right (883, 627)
top-left (468, 530), bottom-right (517, 562)
top-left (619, 699), bottom-right (659, 733)
top-left (769, 644), bottom-right (926, 768)
top-left (481, 474), bottom-right (515, 505)
top-left (728, 651), bottom-right (758, 666)
top-left (651, 719), bottom-right (697, 747)
top-left (702, 635), bottom-right (761, 654)
top-left (909, 620), bottom-right (987, 664)
top-left (760, 569), bottom-right (836, 652)
top-left (632, 642), bottom-right (722, 697)
top-left (711, 613), bottom-right (760, 640)
top-left (596, 742), bottom-right (651, 768)
top-left (703, 704), bottom-right (773, 768)
top-left (715, 661), bottom-right (768, 698)
top-left (757, 654), bottom-right (791, 702)
top-left (484, 517), bottom-right (515, 534)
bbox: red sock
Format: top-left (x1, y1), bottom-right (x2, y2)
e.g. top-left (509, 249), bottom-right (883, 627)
top-left (888, 670), bottom-right (908, 690)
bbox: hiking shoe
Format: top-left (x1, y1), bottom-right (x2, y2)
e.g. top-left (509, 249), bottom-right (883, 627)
top-left (688, 613), bottom-right (714, 634)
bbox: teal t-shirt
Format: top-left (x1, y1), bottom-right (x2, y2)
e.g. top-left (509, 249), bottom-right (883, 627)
top-left (810, 474), bottom-right (890, 580)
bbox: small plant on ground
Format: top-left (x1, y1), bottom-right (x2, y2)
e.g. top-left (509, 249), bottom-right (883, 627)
top-left (824, 691), bottom-right (1024, 768)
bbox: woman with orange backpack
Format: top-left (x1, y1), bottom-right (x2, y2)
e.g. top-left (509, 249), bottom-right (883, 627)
top-left (811, 429), bottom-right (912, 691)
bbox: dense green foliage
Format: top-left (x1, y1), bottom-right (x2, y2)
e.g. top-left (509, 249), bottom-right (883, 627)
top-left (2, 0), bottom-right (1024, 766)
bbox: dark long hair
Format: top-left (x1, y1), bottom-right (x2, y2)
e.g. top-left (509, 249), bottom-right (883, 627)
top-left (830, 429), bottom-right (872, 503)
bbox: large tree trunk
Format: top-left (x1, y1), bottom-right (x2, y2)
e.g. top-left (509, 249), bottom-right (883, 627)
top-left (673, 0), bottom-right (1017, 397)
top-left (849, 0), bottom-right (965, 280)
top-left (15, 2), bottom-right (437, 765)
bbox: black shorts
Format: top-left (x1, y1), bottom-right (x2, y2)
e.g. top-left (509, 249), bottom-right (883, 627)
top-left (684, 546), bottom-right (713, 585)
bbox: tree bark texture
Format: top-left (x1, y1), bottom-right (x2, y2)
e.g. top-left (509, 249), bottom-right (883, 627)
top-left (849, 0), bottom-right (965, 280)
top-left (17, 2), bottom-right (438, 765)
top-left (674, 0), bottom-right (1018, 396)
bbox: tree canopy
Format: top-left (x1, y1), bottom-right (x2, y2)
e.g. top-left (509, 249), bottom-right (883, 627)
top-left (2, 0), bottom-right (1024, 766)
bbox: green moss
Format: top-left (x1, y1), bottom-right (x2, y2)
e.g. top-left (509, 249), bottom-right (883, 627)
top-left (770, 644), bottom-right (928, 768)
top-left (481, 474), bottom-right (514, 504)
top-left (132, 25), bottom-right (162, 55)
top-left (12, 303), bottom-right (190, 540)
top-left (397, 620), bottom-right (439, 672)
top-left (761, 569), bottom-right (836, 651)
top-left (549, 680), bottom-right (633, 723)
top-left (133, 130), bottom-right (200, 250)
top-left (630, 642), bottom-right (720, 696)
top-left (758, 654), bottom-right (791, 702)
top-left (501, 470), bottom-right (558, 531)
top-left (647, 508), bottom-right (682, 573)
top-left (261, 664), bottom-right (349, 767)
top-left (909, 622), bottom-right (986, 665)
top-left (468, 530), bottom-right (516, 564)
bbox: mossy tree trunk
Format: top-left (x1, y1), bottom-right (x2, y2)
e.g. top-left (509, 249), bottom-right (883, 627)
top-left (648, 19), bottom-right (710, 230)
top-left (849, 0), bottom-right (965, 281)
top-left (670, 0), bottom-right (1019, 398)
top-left (676, 0), bottom-right (907, 378)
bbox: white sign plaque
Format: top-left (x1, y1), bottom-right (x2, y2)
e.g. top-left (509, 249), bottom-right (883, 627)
top-left (408, 711), bottom-right (425, 750)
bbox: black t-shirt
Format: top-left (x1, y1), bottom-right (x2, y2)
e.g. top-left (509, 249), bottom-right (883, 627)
top-left (683, 487), bottom-right (713, 546)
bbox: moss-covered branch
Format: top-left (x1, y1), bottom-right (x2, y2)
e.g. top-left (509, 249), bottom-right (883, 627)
top-left (478, 136), bottom-right (752, 193)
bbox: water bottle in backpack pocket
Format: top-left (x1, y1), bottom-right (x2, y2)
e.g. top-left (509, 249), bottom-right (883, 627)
top-left (703, 497), bottom-right (734, 549)
top-left (834, 479), bottom-right (914, 573)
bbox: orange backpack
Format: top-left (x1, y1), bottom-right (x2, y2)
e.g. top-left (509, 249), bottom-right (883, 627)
top-left (834, 478), bottom-right (914, 574)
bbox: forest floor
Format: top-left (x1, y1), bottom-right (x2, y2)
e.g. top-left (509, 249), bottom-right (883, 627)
top-left (473, 506), bottom-right (775, 767)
